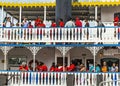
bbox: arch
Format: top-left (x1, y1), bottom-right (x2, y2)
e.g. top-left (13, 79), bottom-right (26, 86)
top-left (96, 47), bottom-right (120, 64)
top-left (66, 47), bottom-right (94, 66)
top-left (7, 47), bottom-right (33, 70)
top-left (36, 47), bottom-right (62, 69)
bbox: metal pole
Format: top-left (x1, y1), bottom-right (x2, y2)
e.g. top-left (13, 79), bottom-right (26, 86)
top-left (19, 6), bottom-right (22, 27)
top-left (44, 6), bottom-right (46, 23)
top-left (4, 46), bottom-right (7, 70)
top-left (1, 6), bottom-right (4, 27)
top-left (95, 6), bottom-right (98, 20)
top-left (93, 46), bottom-right (96, 72)
top-left (63, 47), bottom-right (65, 71)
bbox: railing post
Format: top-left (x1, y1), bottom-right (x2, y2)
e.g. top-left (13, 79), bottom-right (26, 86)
top-left (95, 6), bottom-right (97, 20)
top-left (1, 6), bottom-right (4, 27)
top-left (33, 46), bottom-right (36, 71)
top-left (4, 46), bottom-right (7, 70)
top-left (44, 6), bottom-right (46, 23)
top-left (63, 47), bottom-right (65, 71)
top-left (93, 46), bottom-right (96, 72)
top-left (19, 6), bottom-right (22, 27)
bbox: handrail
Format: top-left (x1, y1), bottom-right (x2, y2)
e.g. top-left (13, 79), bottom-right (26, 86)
top-left (99, 80), bottom-right (120, 86)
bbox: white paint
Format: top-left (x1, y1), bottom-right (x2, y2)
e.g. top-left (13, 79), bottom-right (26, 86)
top-left (101, 6), bottom-right (120, 22)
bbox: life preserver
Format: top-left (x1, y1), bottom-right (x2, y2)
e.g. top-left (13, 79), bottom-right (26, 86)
top-left (28, 60), bottom-right (39, 71)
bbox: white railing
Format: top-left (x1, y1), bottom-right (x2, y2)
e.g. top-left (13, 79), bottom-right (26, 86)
top-left (0, 27), bottom-right (119, 43)
top-left (0, 71), bottom-right (119, 86)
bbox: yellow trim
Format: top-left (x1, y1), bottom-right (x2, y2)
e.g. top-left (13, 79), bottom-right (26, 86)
top-left (0, 1), bottom-right (120, 7)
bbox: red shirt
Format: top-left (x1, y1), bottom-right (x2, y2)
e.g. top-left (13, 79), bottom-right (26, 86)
top-left (68, 64), bottom-right (75, 71)
top-left (35, 18), bottom-right (41, 27)
top-left (41, 65), bottom-right (48, 71)
top-left (50, 67), bottom-right (55, 71)
top-left (75, 20), bottom-right (82, 27)
top-left (59, 21), bottom-right (64, 27)
top-left (114, 16), bottom-right (119, 26)
top-left (37, 23), bottom-right (46, 28)
top-left (28, 25), bottom-right (33, 28)
top-left (19, 65), bottom-right (29, 71)
top-left (54, 67), bottom-right (59, 72)
top-left (51, 22), bottom-right (57, 27)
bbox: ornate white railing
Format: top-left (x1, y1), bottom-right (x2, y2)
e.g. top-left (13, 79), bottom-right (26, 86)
top-left (0, 71), bottom-right (119, 86)
top-left (0, 27), bottom-right (119, 44)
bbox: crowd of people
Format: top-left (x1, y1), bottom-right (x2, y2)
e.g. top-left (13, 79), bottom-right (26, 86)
top-left (19, 60), bottom-right (118, 72)
top-left (3, 16), bottom-right (105, 28)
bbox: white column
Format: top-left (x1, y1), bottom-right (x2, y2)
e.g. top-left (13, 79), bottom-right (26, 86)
top-left (95, 6), bottom-right (98, 20)
top-left (93, 46), bottom-right (96, 72)
top-left (1, 6), bottom-right (4, 27)
top-left (4, 46), bottom-right (7, 70)
top-left (63, 47), bottom-right (65, 71)
top-left (44, 6), bottom-right (46, 23)
top-left (19, 6), bottom-right (22, 27)
top-left (33, 46), bottom-right (36, 71)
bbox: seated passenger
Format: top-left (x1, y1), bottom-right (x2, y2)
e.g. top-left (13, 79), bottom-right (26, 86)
top-left (19, 62), bottom-right (29, 71)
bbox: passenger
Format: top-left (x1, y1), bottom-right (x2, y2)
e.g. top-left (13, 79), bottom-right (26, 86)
top-left (111, 63), bottom-right (118, 72)
top-left (65, 17), bottom-right (75, 28)
top-left (114, 15), bottom-right (119, 26)
top-left (41, 62), bottom-right (48, 71)
top-left (96, 18), bottom-right (104, 27)
top-left (51, 20), bottom-right (57, 27)
top-left (89, 63), bottom-right (94, 72)
top-left (22, 17), bottom-right (28, 28)
top-left (67, 61), bottom-right (76, 71)
top-left (95, 64), bottom-right (101, 72)
top-left (35, 16), bottom-right (41, 27)
top-left (50, 62), bottom-right (56, 72)
top-left (59, 18), bottom-right (64, 27)
top-left (4, 17), bottom-right (12, 27)
top-left (75, 17), bottom-right (82, 27)
top-left (80, 63), bottom-right (86, 72)
top-left (75, 62), bottom-right (81, 71)
top-left (85, 19), bottom-right (89, 27)
top-left (101, 61), bottom-right (108, 72)
top-left (28, 22), bottom-right (33, 28)
top-left (37, 20), bottom-right (46, 28)
top-left (19, 62), bottom-right (29, 71)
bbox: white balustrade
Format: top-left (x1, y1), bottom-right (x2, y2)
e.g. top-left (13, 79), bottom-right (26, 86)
top-left (0, 71), bottom-right (118, 86)
top-left (0, 27), bottom-right (119, 44)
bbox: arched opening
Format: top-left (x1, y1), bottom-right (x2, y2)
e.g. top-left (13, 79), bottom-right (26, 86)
top-left (96, 47), bottom-right (120, 71)
top-left (36, 47), bottom-right (62, 70)
top-left (7, 47), bottom-right (33, 70)
top-left (66, 47), bottom-right (93, 70)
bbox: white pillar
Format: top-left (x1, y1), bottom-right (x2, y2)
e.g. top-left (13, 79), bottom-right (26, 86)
top-left (4, 46), bottom-right (7, 70)
top-left (93, 46), bottom-right (96, 72)
top-left (63, 47), bottom-right (65, 71)
top-left (44, 6), bottom-right (46, 23)
top-left (33, 46), bottom-right (36, 71)
top-left (95, 6), bottom-right (98, 20)
top-left (19, 6), bottom-right (22, 27)
top-left (1, 6), bottom-right (4, 27)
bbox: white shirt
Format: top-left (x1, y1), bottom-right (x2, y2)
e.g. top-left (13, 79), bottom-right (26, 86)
top-left (65, 20), bottom-right (75, 28)
top-left (6, 21), bottom-right (11, 27)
